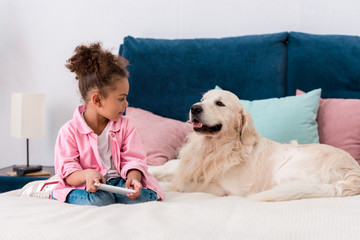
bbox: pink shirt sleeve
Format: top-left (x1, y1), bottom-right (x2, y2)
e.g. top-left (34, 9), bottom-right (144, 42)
top-left (54, 124), bottom-right (83, 180)
top-left (118, 119), bottom-right (148, 179)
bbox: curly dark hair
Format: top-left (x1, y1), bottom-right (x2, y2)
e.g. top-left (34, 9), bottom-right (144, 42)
top-left (66, 42), bottom-right (129, 102)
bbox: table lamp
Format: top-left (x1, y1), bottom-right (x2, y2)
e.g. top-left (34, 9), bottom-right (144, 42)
top-left (11, 93), bottom-right (45, 176)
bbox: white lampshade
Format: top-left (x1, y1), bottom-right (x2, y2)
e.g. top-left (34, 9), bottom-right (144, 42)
top-left (11, 93), bottom-right (45, 139)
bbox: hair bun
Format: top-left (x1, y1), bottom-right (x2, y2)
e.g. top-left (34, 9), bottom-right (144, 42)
top-left (65, 42), bottom-right (104, 79)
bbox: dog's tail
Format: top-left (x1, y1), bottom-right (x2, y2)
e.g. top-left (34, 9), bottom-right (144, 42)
top-left (334, 170), bottom-right (360, 197)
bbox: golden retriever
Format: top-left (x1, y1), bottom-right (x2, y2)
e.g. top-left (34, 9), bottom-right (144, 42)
top-left (153, 89), bottom-right (360, 201)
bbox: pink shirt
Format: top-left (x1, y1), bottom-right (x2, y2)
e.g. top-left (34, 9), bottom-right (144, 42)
top-left (53, 105), bottom-right (164, 202)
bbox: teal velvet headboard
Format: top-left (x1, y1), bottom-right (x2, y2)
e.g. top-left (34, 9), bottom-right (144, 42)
top-left (119, 32), bottom-right (360, 121)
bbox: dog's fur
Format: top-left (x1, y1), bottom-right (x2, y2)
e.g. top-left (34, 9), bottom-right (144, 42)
top-left (153, 89), bottom-right (360, 201)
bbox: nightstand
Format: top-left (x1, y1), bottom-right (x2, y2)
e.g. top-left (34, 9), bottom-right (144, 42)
top-left (0, 166), bottom-right (55, 193)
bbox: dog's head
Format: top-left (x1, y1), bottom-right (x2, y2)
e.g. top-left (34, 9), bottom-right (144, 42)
top-left (190, 89), bottom-right (258, 144)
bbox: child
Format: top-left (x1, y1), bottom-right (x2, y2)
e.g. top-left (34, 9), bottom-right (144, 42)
top-left (52, 42), bottom-right (164, 206)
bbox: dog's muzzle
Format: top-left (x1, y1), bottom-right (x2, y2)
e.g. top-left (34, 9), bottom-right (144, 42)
top-left (190, 104), bottom-right (222, 133)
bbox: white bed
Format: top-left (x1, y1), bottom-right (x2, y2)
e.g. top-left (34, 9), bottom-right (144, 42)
top-left (1, 165), bottom-right (360, 240)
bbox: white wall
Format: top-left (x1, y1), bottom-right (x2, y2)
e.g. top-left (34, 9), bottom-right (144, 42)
top-left (0, 0), bottom-right (359, 168)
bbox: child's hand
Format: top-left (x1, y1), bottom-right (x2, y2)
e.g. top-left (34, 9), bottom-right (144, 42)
top-left (84, 169), bottom-right (106, 193)
top-left (125, 170), bottom-right (142, 199)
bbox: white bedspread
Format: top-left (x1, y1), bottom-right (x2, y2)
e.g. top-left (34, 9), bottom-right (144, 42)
top-left (1, 176), bottom-right (360, 239)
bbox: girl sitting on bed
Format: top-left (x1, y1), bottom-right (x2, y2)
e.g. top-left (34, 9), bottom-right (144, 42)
top-left (52, 42), bottom-right (164, 206)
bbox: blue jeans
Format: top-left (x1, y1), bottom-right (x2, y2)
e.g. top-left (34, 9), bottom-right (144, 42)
top-left (65, 177), bottom-right (158, 206)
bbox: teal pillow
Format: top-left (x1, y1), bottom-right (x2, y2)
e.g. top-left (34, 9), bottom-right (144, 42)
top-left (215, 86), bottom-right (321, 144)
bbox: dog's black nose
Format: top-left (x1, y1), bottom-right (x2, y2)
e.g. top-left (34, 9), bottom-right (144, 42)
top-left (191, 104), bottom-right (203, 115)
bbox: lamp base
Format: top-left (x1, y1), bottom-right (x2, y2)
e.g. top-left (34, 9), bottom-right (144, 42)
top-left (13, 165), bottom-right (42, 176)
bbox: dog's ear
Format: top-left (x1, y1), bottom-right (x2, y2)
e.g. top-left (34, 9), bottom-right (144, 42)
top-left (238, 109), bottom-right (258, 146)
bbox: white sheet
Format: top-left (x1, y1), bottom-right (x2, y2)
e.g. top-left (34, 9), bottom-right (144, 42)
top-left (1, 174), bottom-right (360, 239)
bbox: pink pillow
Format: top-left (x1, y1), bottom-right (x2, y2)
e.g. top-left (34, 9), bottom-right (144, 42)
top-left (125, 107), bottom-right (192, 166)
top-left (297, 90), bottom-right (360, 164)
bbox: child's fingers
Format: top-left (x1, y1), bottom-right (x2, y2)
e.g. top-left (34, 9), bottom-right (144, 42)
top-left (127, 191), bottom-right (140, 199)
top-left (94, 180), bottom-right (101, 191)
top-left (87, 178), bottom-right (102, 192)
top-left (100, 175), bottom-right (106, 184)
top-left (125, 179), bottom-right (131, 189)
top-left (134, 181), bottom-right (142, 192)
top-left (125, 180), bottom-right (142, 199)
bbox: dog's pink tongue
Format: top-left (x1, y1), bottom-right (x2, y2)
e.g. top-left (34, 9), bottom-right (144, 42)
top-left (193, 122), bottom-right (203, 128)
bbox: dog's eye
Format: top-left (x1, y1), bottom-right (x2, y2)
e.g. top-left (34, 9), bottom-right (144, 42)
top-left (216, 101), bottom-right (225, 107)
